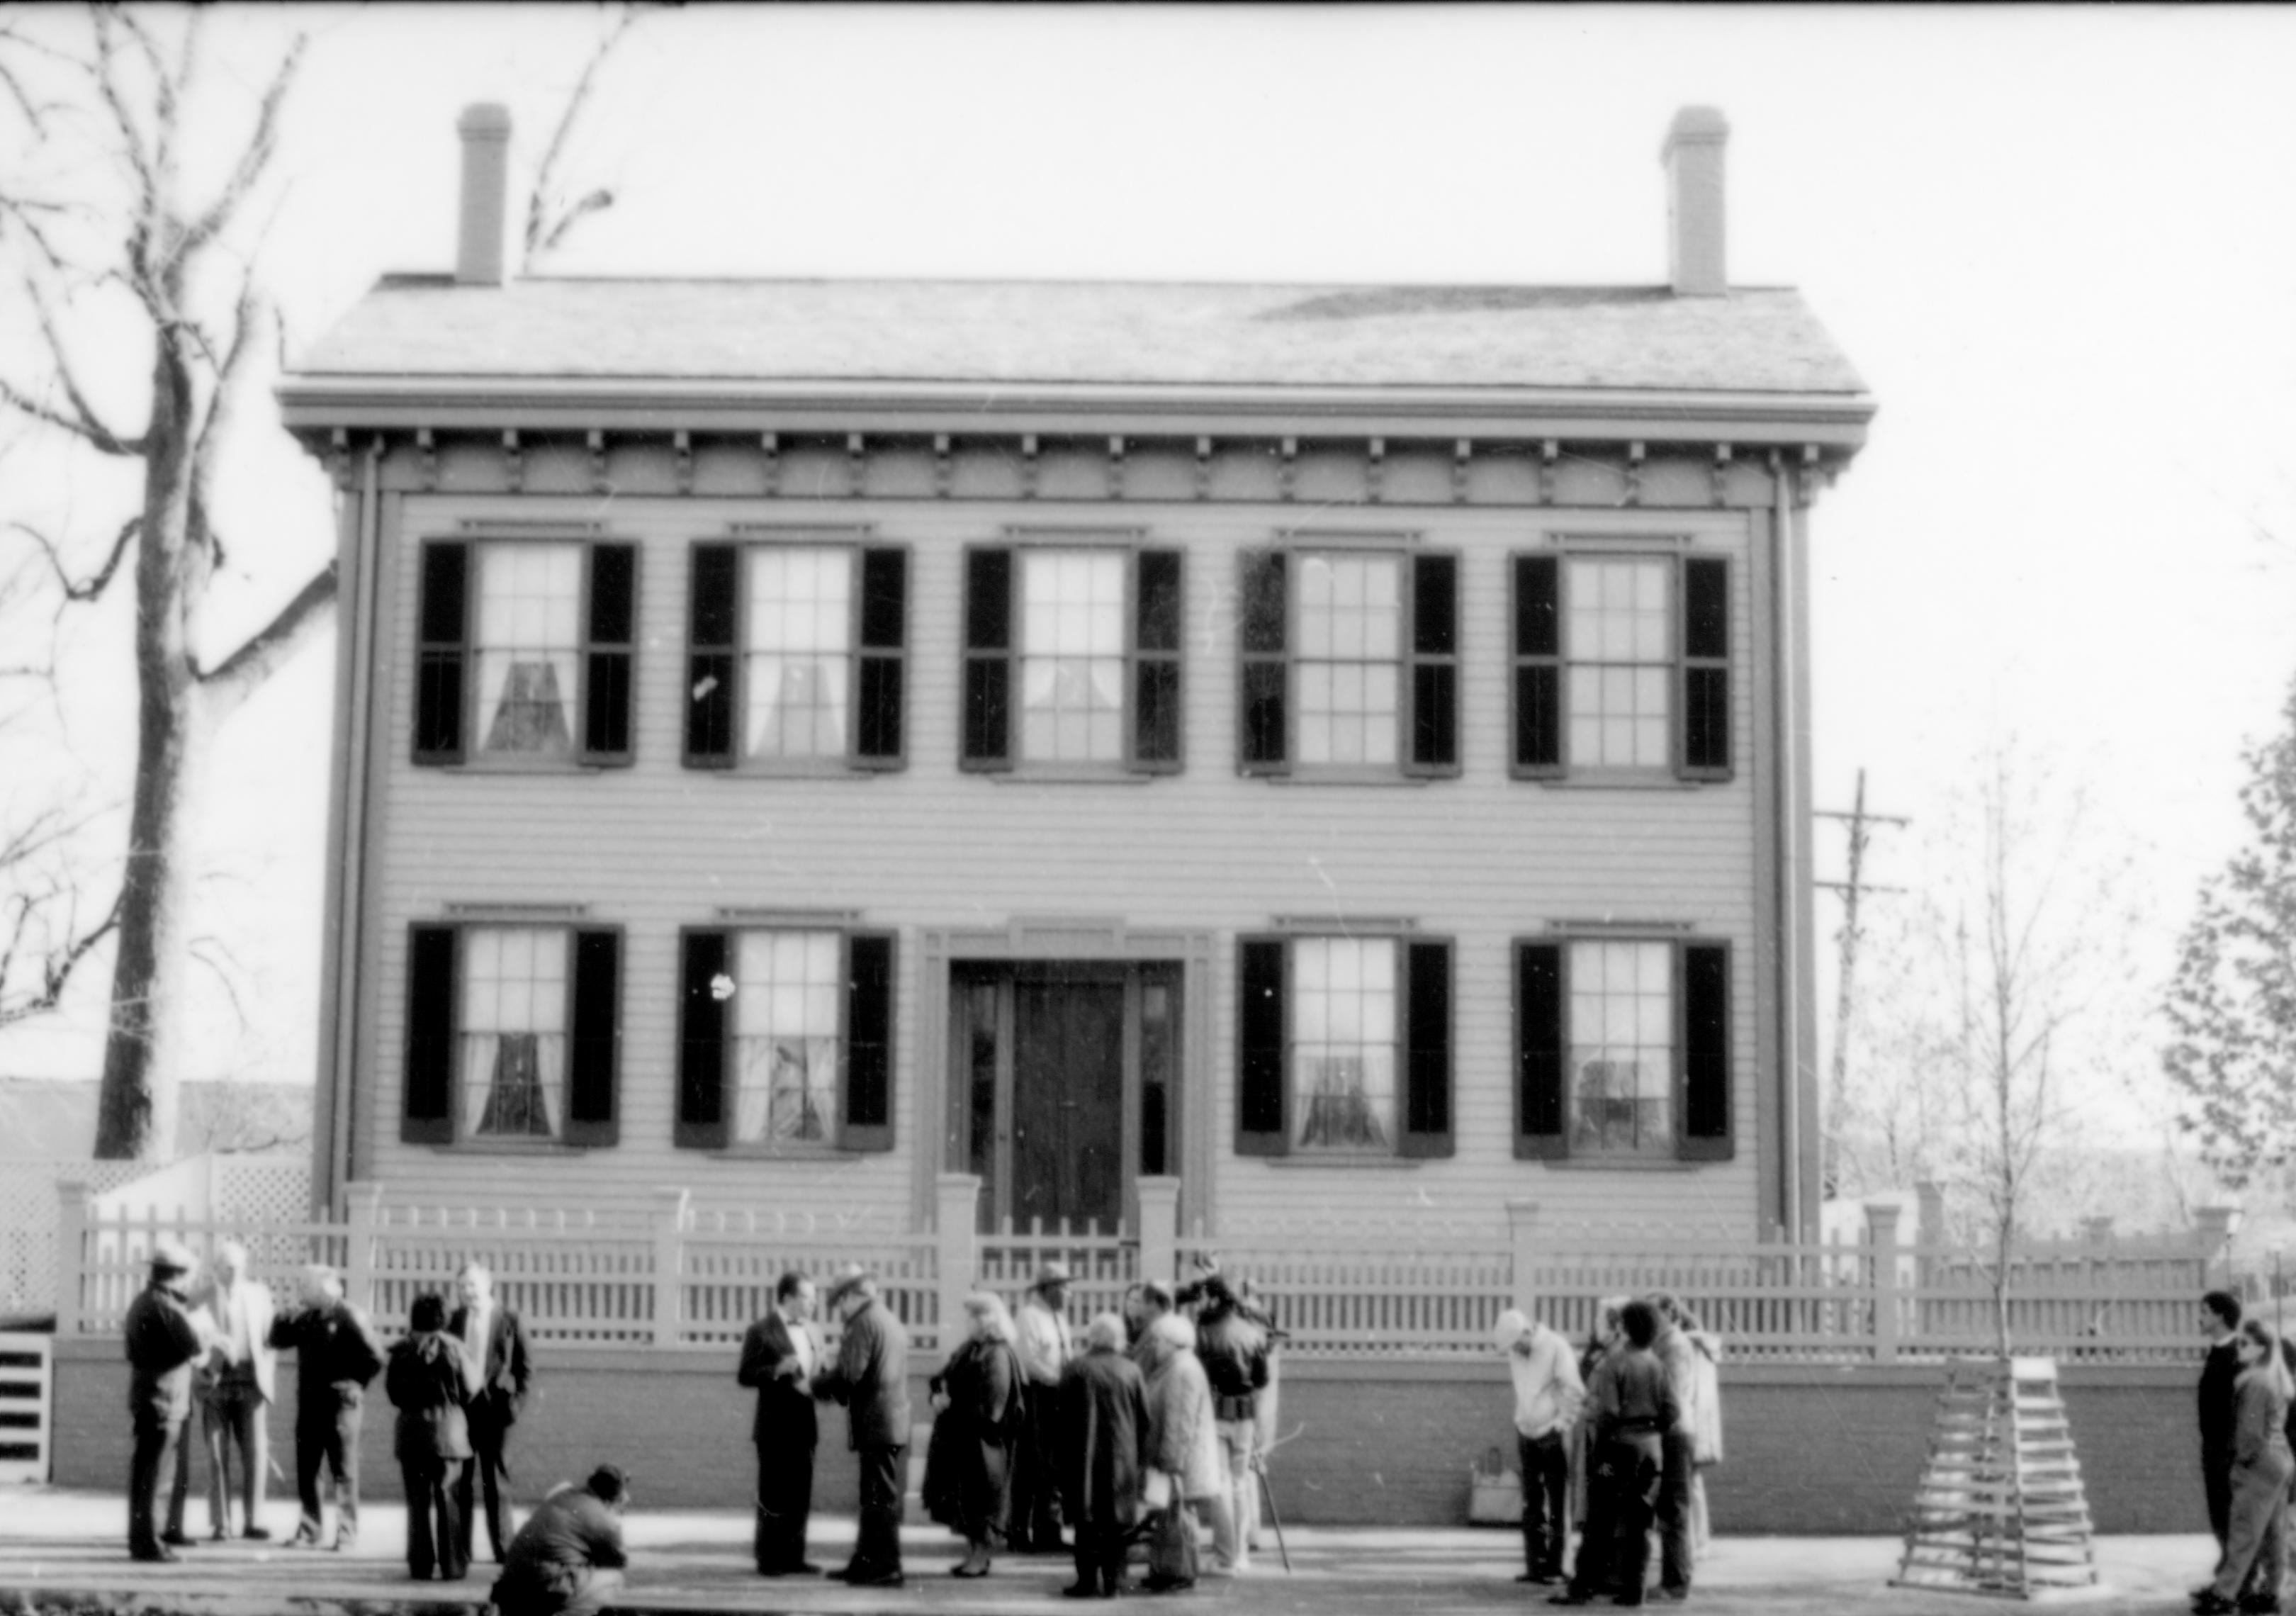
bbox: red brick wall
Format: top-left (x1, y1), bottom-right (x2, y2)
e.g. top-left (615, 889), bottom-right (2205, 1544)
top-left (51, 1339), bottom-right (2201, 1533)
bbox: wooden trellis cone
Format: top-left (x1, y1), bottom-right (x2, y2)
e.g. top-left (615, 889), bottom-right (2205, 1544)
top-left (1891, 1355), bottom-right (2099, 1599)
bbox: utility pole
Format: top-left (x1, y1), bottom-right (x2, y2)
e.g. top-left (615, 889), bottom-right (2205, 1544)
top-left (1817, 768), bottom-right (1908, 1201)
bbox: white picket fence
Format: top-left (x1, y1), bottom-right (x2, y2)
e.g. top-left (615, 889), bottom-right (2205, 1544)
top-left (50, 1174), bottom-right (2224, 1364)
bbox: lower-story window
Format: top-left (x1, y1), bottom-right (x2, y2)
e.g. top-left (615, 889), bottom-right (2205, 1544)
top-left (733, 931), bottom-right (842, 1145)
top-left (402, 923), bottom-right (621, 1148)
top-left (1237, 931), bottom-right (1451, 1159)
top-left (1514, 934), bottom-right (1731, 1162)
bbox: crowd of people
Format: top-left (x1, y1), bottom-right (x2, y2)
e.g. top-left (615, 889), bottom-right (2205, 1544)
top-left (1500, 1293), bottom-right (1723, 1607)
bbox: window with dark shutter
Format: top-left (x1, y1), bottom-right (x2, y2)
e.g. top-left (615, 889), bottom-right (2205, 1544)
top-left (403, 925), bottom-right (458, 1143)
top-left (1512, 555), bottom-right (1561, 777)
top-left (1680, 942), bottom-right (1732, 1159)
top-left (855, 548), bottom-right (908, 767)
top-left (565, 929), bottom-right (621, 1146)
top-left (841, 932), bottom-right (896, 1152)
top-left (1680, 556), bottom-right (1731, 780)
top-left (676, 931), bottom-right (730, 1149)
top-left (582, 546), bottom-right (636, 764)
top-left (415, 544), bottom-right (468, 765)
top-left (1132, 549), bottom-right (1183, 771)
top-left (1238, 551), bottom-right (1288, 773)
top-left (962, 548), bottom-right (1013, 769)
top-left (685, 545), bottom-right (738, 767)
top-left (1400, 939), bottom-right (1453, 1156)
top-left (1236, 937), bottom-right (1288, 1155)
top-left (1515, 941), bottom-right (1567, 1159)
top-left (1407, 554), bottom-right (1460, 776)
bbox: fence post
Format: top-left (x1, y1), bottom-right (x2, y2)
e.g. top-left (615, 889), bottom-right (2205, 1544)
top-left (652, 1188), bottom-right (690, 1348)
top-left (2195, 1206), bottom-right (2239, 1289)
top-left (1864, 1201), bottom-right (1901, 1364)
top-left (1506, 1199), bottom-right (1540, 1311)
top-left (1137, 1177), bottom-right (1181, 1290)
top-left (53, 1182), bottom-right (89, 1336)
top-left (1915, 1180), bottom-right (1947, 1342)
top-left (343, 1181), bottom-right (382, 1314)
top-left (937, 1174), bottom-right (981, 1350)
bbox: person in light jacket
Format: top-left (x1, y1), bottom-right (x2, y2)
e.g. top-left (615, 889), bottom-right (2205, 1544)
top-left (1495, 1307), bottom-right (1585, 1586)
top-left (2195, 1320), bottom-right (2295, 1616)
top-left (387, 1293), bottom-right (472, 1582)
top-left (191, 1239), bottom-right (278, 1539)
top-left (1142, 1313), bottom-right (1227, 1592)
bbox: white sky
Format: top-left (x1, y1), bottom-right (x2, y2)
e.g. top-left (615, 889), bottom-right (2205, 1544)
top-left (6, 6), bottom-right (2295, 1153)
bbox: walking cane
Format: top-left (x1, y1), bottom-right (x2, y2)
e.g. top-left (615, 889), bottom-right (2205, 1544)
top-left (1250, 1451), bottom-right (1291, 1573)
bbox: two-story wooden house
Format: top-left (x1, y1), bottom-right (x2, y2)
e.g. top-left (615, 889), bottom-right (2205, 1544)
top-left (280, 104), bottom-right (1870, 1247)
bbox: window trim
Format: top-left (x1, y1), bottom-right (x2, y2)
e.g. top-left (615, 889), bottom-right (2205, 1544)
top-left (683, 539), bottom-right (909, 774)
top-left (415, 537), bottom-right (638, 772)
top-left (1512, 933), bottom-right (1733, 1164)
top-left (400, 920), bottom-right (622, 1151)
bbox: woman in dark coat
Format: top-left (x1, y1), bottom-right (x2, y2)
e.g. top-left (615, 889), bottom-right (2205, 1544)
top-left (924, 1291), bottom-right (1025, 1578)
top-left (1059, 1313), bottom-right (1153, 1599)
top-left (386, 1292), bottom-right (472, 1581)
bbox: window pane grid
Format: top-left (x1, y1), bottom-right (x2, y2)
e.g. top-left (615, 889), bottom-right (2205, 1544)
top-left (1296, 555), bottom-right (1400, 765)
top-left (1293, 937), bottom-right (1396, 1152)
top-left (1020, 551), bottom-right (1125, 762)
top-left (474, 545), bottom-right (583, 757)
top-left (461, 927), bottom-right (567, 1140)
top-left (733, 931), bottom-right (842, 1145)
top-left (744, 549), bottom-right (852, 758)
top-left (1565, 558), bottom-right (1670, 768)
top-left (1568, 940), bottom-right (1672, 1155)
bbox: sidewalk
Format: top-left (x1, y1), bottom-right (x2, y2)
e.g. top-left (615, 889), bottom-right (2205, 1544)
top-left (0, 1487), bottom-right (2206, 1615)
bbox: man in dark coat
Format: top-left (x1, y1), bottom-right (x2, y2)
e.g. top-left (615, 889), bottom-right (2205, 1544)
top-left (449, 1261), bottom-right (534, 1565)
top-left (2200, 1290), bottom-right (2245, 1562)
top-left (490, 1465), bottom-right (629, 1616)
top-left (1058, 1313), bottom-right (1153, 1599)
top-left (1552, 1299), bottom-right (1679, 1610)
top-left (386, 1293), bottom-right (472, 1583)
top-left (125, 1241), bottom-right (211, 1562)
top-left (811, 1268), bottom-right (911, 1588)
top-left (269, 1264), bottom-right (386, 1550)
top-left (736, 1272), bottom-right (821, 1576)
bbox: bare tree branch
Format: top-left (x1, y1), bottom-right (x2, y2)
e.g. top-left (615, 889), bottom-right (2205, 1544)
top-left (1, 271), bottom-right (147, 454)
top-left (176, 30), bottom-right (302, 264)
top-left (193, 559), bottom-right (339, 714)
top-left (0, 880), bottom-right (122, 1029)
top-left (523, 6), bottom-right (642, 269)
top-left (8, 515), bottom-right (139, 602)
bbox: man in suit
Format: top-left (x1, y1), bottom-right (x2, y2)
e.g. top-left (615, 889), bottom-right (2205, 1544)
top-left (737, 1272), bottom-right (821, 1576)
top-left (449, 1261), bottom-right (534, 1564)
top-left (125, 1241), bottom-right (212, 1562)
top-left (2200, 1289), bottom-right (2244, 1565)
top-left (811, 1267), bottom-right (911, 1588)
top-left (268, 1263), bottom-right (386, 1550)
top-left (194, 1240), bottom-right (278, 1539)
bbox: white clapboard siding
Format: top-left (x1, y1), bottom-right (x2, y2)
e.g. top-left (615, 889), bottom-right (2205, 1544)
top-left (361, 494), bottom-right (1769, 1233)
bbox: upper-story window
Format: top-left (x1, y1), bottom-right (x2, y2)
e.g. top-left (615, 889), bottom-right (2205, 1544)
top-left (962, 545), bottom-right (1183, 773)
top-left (675, 926), bottom-right (896, 1153)
top-left (401, 922), bottom-right (621, 1148)
top-left (1235, 931), bottom-right (1453, 1159)
top-left (685, 542), bottom-right (907, 771)
top-left (414, 540), bottom-right (635, 767)
top-left (1512, 551), bottom-right (1731, 781)
top-left (1514, 935), bottom-right (1731, 1162)
top-left (1238, 547), bottom-right (1457, 778)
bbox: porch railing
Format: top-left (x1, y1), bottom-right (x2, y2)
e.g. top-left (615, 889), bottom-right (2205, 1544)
top-left (50, 1176), bottom-right (2226, 1365)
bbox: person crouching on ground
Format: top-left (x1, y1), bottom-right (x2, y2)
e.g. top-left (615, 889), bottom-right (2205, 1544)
top-left (2195, 1320), bottom-right (2294, 1616)
top-left (1553, 1298), bottom-right (1679, 1610)
top-left (1495, 1307), bottom-right (1584, 1586)
top-left (386, 1292), bottom-right (471, 1581)
top-left (925, 1291), bottom-right (1027, 1578)
top-left (490, 1465), bottom-right (630, 1616)
top-left (1061, 1312), bottom-right (1153, 1599)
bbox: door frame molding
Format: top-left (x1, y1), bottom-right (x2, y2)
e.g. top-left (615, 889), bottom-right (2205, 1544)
top-left (915, 917), bottom-right (1215, 1236)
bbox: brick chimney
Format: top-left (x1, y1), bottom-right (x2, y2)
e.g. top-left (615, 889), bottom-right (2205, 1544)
top-left (1662, 106), bottom-right (1728, 298)
top-left (456, 103), bottom-right (512, 286)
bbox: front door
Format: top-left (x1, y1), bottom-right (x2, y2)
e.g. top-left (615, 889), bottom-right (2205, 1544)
top-left (950, 962), bottom-right (1181, 1234)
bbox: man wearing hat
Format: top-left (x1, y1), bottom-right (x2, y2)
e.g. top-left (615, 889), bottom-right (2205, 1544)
top-left (811, 1267), bottom-right (911, 1587)
top-left (191, 1239), bottom-right (278, 1539)
top-left (1013, 1262), bottom-right (1076, 1553)
top-left (268, 1264), bottom-right (386, 1550)
top-left (488, 1464), bottom-right (629, 1616)
top-left (125, 1240), bottom-right (212, 1561)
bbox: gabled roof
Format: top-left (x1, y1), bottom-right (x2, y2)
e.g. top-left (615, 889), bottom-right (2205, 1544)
top-left (294, 275), bottom-right (1868, 398)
